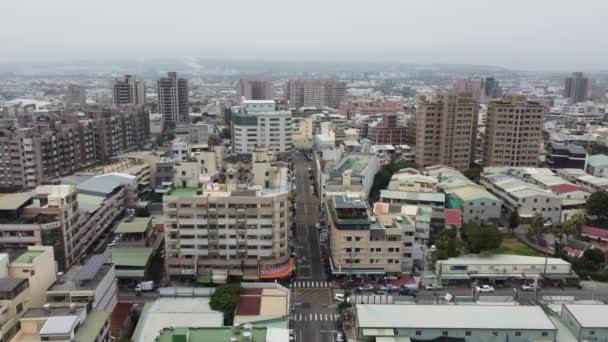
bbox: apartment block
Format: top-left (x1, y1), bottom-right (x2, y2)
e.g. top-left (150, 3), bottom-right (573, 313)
top-left (415, 92), bottom-right (478, 171)
top-left (564, 72), bottom-right (589, 104)
top-left (483, 95), bottom-right (544, 167)
top-left (113, 74), bottom-right (145, 108)
top-left (231, 100), bottom-right (292, 154)
top-left (326, 196), bottom-right (403, 276)
top-left (163, 150), bottom-right (292, 281)
top-left (3, 246), bottom-right (56, 307)
top-left (238, 79), bottom-right (274, 103)
top-left (284, 79), bottom-right (346, 109)
top-left (368, 113), bottom-right (408, 145)
top-left (0, 277), bottom-right (30, 341)
top-left (157, 71), bottom-right (189, 127)
top-left (65, 85), bottom-right (86, 109)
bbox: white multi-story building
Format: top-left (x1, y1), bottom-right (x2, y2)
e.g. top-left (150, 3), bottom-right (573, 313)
top-left (163, 149), bottom-right (293, 281)
top-left (231, 100), bottom-right (292, 154)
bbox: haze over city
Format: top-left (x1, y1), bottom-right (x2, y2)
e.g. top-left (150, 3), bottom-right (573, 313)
top-left (1, 0), bottom-right (607, 70)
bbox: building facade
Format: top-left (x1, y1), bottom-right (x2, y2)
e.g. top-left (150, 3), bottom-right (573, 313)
top-left (238, 79), bottom-right (274, 103)
top-left (231, 100), bottom-right (292, 154)
top-left (564, 72), bottom-right (589, 104)
top-left (284, 79), bottom-right (346, 109)
top-left (415, 92), bottom-right (478, 170)
top-left (157, 72), bottom-right (189, 127)
top-left (113, 74), bottom-right (145, 108)
top-left (483, 95), bottom-right (544, 167)
top-left (368, 113), bottom-right (408, 145)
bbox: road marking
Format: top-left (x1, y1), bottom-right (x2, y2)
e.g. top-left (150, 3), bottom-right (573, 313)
top-left (309, 313), bottom-right (313, 321)
top-left (314, 313), bottom-right (318, 321)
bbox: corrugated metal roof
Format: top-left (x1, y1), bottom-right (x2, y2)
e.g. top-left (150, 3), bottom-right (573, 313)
top-left (0, 192), bottom-right (32, 210)
top-left (380, 190), bottom-right (445, 203)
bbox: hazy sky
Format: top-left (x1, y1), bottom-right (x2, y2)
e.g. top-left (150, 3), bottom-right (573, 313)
top-left (1, 0), bottom-right (607, 70)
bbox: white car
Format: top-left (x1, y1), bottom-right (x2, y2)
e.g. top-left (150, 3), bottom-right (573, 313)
top-left (476, 285), bottom-right (495, 293)
top-left (336, 332), bottom-right (345, 342)
top-left (521, 284), bottom-right (539, 292)
top-left (334, 293), bottom-right (350, 303)
top-left (289, 329), bottom-right (295, 341)
top-left (424, 283), bottom-right (443, 291)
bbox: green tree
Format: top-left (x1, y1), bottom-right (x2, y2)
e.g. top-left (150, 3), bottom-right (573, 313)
top-left (509, 207), bottom-right (520, 234)
top-left (368, 159), bottom-right (412, 202)
top-left (461, 222), bottom-right (502, 253)
top-left (587, 191), bottom-right (608, 221)
top-left (581, 249), bottom-right (605, 272)
top-left (220, 127), bottom-right (232, 139)
top-left (562, 213), bottom-right (586, 238)
top-left (210, 284), bottom-right (243, 325)
top-left (527, 213), bottom-right (545, 243)
top-left (434, 229), bottom-right (464, 261)
top-left (208, 134), bottom-right (221, 147)
top-left (463, 167), bottom-right (482, 182)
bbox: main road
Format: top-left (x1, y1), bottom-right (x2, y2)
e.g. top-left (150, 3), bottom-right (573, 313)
top-left (291, 154), bottom-right (340, 342)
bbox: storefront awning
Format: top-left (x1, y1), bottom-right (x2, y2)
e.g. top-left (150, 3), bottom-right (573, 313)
top-left (259, 257), bottom-right (294, 280)
top-left (196, 273), bottom-right (212, 284)
top-left (363, 328), bottom-right (395, 337)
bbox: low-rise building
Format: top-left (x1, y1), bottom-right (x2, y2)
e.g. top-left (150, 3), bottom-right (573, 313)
top-left (46, 254), bottom-right (117, 313)
top-left (561, 304), bottom-right (608, 341)
top-left (444, 185), bottom-right (502, 224)
top-left (435, 254), bottom-right (577, 285)
top-left (0, 278), bottom-right (30, 341)
top-left (5, 246), bottom-right (56, 307)
top-left (545, 143), bottom-right (587, 169)
top-left (326, 196), bottom-right (403, 276)
top-left (355, 304), bottom-right (557, 342)
top-left (586, 154), bottom-right (608, 177)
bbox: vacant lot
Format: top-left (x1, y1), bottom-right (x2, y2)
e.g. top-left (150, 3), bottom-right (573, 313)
top-left (488, 237), bottom-right (541, 256)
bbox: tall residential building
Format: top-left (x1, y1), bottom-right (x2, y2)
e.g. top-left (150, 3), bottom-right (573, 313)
top-left (284, 79), bottom-right (346, 108)
top-left (483, 94), bottom-right (544, 167)
top-left (484, 77), bottom-right (503, 98)
top-left (564, 72), bottom-right (589, 104)
top-left (157, 72), bottom-right (189, 127)
top-left (368, 113), bottom-right (408, 145)
top-left (113, 74), bottom-right (145, 108)
top-left (453, 79), bottom-right (484, 102)
top-left (237, 79), bottom-right (274, 103)
top-left (415, 92), bottom-right (479, 170)
top-left (231, 100), bottom-right (292, 154)
top-left (65, 85), bottom-right (86, 108)
top-left (163, 149), bottom-right (292, 281)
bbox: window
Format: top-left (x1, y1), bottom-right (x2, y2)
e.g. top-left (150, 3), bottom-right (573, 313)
top-left (465, 331), bottom-right (471, 336)
top-left (442, 331), bottom-right (448, 337)
top-left (590, 331), bottom-right (595, 335)
top-left (542, 332), bottom-right (548, 337)
top-left (346, 237), bottom-right (352, 241)
top-left (492, 331), bottom-right (498, 336)
top-left (515, 332), bottom-right (521, 336)
top-left (415, 331), bottom-right (422, 336)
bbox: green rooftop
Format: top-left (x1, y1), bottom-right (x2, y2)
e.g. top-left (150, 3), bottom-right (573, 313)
top-left (156, 327), bottom-right (268, 342)
top-left (111, 247), bottom-right (154, 267)
top-left (167, 186), bottom-right (203, 197)
top-left (0, 192), bottom-right (32, 211)
top-left (116, 217), bottom-right (152, 234)
top-left (74, 310), bottom-right (109, 342)
top-left (11, 250), bottom-right (44, 264)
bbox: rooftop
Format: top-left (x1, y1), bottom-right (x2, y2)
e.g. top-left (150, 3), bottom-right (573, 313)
top-left (11, 249), bottom-right (44, 264)
top-left (380, 190), bottom-right (445, 203)
top-left (234, 287), bottom-right (288, 325)
top-left (0, 192), bottom-right (32, 211)
top-left (131, 297), bottom-right (223, 342)
top-left (563, 304), bottom-right (608, 328)
top-left (74, 310), bottom-right (109, 342)
top-left (22, 305), bottom-right (86, 319)
top-left (155, 327), bottom-right (270, 342)
top-left (586, 154), bottom-right (608, 167)
top-left (39, 315), bottom-right (79, 336)
top-left (116, 217), bottom-right (152, 234)
top-left (166, 186), bottom-right (202, 197)
top-left (111, 247), bottom-right (154, 267)
top-left (76, 173), bottom-right (135, 196)
top-left (445, 185), bottom-right (498, 202)
top-left (49, 263), bottom-right (112, 292)
top-left (0, 277), bottom-right (28, 293)
top-left (440, 254), bottom-right (571, 266)
top-left (356, 304), bottom-right (556, 331)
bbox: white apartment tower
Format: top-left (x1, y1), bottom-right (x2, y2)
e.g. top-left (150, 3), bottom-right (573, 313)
top-left (231, 100), bottom-right (292, 154)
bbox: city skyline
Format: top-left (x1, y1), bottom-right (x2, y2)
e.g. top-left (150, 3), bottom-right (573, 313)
top-left (1, 0), bottom-right (607, 71)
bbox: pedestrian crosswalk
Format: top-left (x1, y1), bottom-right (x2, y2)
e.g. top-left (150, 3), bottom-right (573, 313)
top-left (292, 313), bottom-right (340, 321)
top-left (292, 281), bottom-right (331, 288)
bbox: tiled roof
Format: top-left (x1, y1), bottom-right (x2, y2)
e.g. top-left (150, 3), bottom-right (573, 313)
top-left (444, 209), bottom-right (462, 226)
top-left (583, 226), bottom-right (608, 238)
top-left (110, 303), bottom-right (133, 338)
top-left (548, 183), bottom-right (589, 194)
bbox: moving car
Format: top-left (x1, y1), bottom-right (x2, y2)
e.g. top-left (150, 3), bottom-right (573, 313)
top-left (374, 285), bottom-right (387, 295)
top-left (358, 284), bottom-right (374, 292)
top-left (521, 284), bottom-right (539, 292)
top-left (475, 285), bottom-right (495, 293)
top-left (334, 293), bottom-right (350, 303)
top-left (424, 283), bottom-right (443, 291)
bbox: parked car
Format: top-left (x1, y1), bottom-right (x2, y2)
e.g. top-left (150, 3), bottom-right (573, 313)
top-left (424, 283), bottom-right (443, 291)
top-left (399, 287), bottom-right (417, 296)
top-left (336, 332), bottom-right (345, 342)
top-left (521, 284), bottom-right (539, 292)
top-left (374, 286), bottom-right (387, 295)
top-left (358, 284), bottom-right (374, 292)
top-left (476, 285), bottom-right (495, 293)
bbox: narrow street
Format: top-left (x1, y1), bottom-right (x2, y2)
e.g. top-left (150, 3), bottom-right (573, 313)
top-left (292, 155), bottom-right (340, 342)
